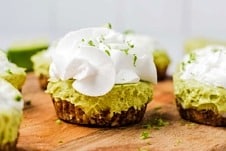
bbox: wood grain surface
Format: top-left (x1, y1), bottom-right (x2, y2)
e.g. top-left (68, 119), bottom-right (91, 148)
top-left (17, 74), bottom-right (226, 151)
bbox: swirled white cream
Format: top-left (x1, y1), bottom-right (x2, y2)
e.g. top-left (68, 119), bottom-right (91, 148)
top-left (49, 27), bottom-right (157, 96)
top-left (125, 34), bottom-right (162, 55)
top-left (0, 78), bottom-right (24, 111)
top-left (180, 46), bottom-right (226, 88)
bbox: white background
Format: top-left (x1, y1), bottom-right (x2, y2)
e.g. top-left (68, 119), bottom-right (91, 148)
top-left (1, 0), bottom-right (226, 73)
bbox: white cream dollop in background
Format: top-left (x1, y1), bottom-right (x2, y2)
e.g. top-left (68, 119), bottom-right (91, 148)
top-left (49, 27), bottom-right (157, 96)
top-left (180, 46), bottom-right (226, 88)
top-left (125, 34), bottom-right (162, 55)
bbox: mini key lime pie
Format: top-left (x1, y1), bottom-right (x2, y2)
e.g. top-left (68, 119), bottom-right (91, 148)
top-left (174, 46), bottom-right (226, 126)
top-left (0, 78), bottom-right (24, 150)
top-left (31, 42), bottom-right (56, 89)
top-left (46, 27), bottom-right (157, 127)
top-left (125, 34), bottom-right (170, 80)
top-left (7, 39), bottom-right (49, 71)
top-left (0, 50), bottom-right (26, 90)
top-left (184, 37), bottom-right (226, 53)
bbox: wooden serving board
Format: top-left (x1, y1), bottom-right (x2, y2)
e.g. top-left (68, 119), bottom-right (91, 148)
top-left (17, 74), bottom-right (226, 151)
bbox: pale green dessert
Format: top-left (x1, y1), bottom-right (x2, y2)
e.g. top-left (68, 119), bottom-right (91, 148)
top-left (7, 40), bottom-right (49, 71)
top-left (0, 78), bottom-right (24, 150)
top-left (153, 50), bottom-right (171, 80)
top-left (0, 51), bottom-right (26, 90)
top-left (31, 51), bottom-right (50, 76)
top-left (31, 50), bottom-right (51, 89)
top-left (174, 46), bottom-right (226, 126)
top-left (184, 37), bottom-right (226, 53)
top-left (47, 80), bottom-right (153, 127)
top-left (47, 27), bottom-right (157, 127)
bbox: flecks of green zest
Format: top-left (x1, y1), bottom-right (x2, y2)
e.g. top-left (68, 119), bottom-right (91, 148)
top-left (105, 50), bottom-right (111, 56)
top-left (133, 54), bottom-right (137, 66)
top-left (14, 95), bottom-right (22, 102)
top-left (88, 40), bottom-right (95, 46)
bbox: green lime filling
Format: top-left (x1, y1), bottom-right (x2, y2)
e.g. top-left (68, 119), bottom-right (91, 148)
top-left (173, 73), bottom-right (226, 114)
top-left (46, 80), bottom-right (153, 117)
top-left (1, 73), bottom-right (26, 90)
top-left (0, 109), bottom-right (22, 144)
top-left (31, 50), bottom-right (50, 76)
top-left (0, 68), bottom-right (26, 90)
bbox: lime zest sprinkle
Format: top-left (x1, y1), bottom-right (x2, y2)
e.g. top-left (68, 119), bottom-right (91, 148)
top-left (105, 50), bottom-right (111, 56)
top-left (6, 69), bottom-right (13, 74)
top-left (153, 106), bottom-right (162, 111)
top-left (142, 117), bottom-right (169, 130)
top-left (122, 49), bottom-right (129, 55)
top-left (106, 23), bottom-right (112, 29)
top-left (127, 41), bottom-right (134, 48)
top-left (212, 48), bottom-right (219, 52)
top-left (133, 54), bottom-right (137, 66)
top-left (140, 131), bottom-right (150, 140)
top-left (15, 95), bottom-right (22, 102)
top-left (123, 30), bottom-right (134, 35)
top-left (189, 53), bottom-right (196, 61)
top-left (88, 40), bottom-right (95, 46)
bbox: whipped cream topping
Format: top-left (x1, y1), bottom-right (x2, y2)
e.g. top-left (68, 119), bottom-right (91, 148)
top-left (49, 27), bottom-right (157, 96)
top-left (180, 46), bottom-right (226, 88)
top-left (0, 78), bottom-right (24, 111)
top-left (125, 34), bottom-right (162, 55)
